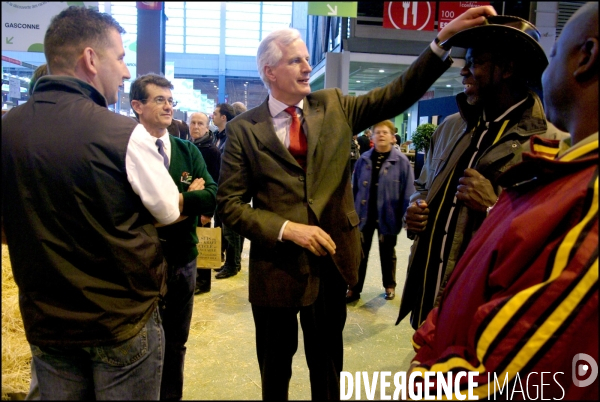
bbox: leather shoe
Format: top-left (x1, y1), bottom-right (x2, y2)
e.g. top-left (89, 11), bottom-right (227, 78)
top-left (345, 290), bottom-right (360, 303)
top-left (194, 286), bottom-right (210, 295)
top-left (385, 288), bottom-right (395, 300)
top-left (215, 269), bottom-right (237, 279)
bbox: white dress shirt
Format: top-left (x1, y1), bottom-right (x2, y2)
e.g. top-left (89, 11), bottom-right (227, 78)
top-left (125, 125), bottom-right (180, 225)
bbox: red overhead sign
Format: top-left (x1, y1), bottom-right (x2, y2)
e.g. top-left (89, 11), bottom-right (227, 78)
top-left (438, 2), bottom-right (490, 30)
top-left (383, 2), bottom-right (435, 31)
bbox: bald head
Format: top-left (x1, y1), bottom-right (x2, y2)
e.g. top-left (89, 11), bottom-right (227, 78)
top-left (541, 2), bottom-right (598, 143)
top-left (569, 2), bottom-right (598, 38)
top-left (189, 112), bottom-right (210, 140)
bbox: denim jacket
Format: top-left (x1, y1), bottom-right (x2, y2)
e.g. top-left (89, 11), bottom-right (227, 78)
top-left (352, 147), bottom-right (415, 235)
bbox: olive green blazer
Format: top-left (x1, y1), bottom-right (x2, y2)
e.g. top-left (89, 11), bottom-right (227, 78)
top-left (217, 46), bottom-right (452, 307)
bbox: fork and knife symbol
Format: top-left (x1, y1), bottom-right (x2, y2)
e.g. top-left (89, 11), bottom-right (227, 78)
top-left (402, 1), bottom-right (418, 26)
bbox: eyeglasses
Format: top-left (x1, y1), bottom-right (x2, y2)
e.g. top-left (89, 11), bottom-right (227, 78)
top-left (141, 96), bottom-right (178, 107)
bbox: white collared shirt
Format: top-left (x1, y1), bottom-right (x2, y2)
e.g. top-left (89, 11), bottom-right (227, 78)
top-left (269, 96), bottom-right (305, 147)
top-left (125, 126), bottom-right (180, 225)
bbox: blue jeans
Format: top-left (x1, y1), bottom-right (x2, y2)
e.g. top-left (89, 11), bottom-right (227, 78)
top-left (222, 224), bottom-right (242, 273)
top-left (159, 257), bottom-right (196, 400)
top-left (30, 306), bottom-right (164, 400)
top-left (25, 359), bottom-right (39, 400)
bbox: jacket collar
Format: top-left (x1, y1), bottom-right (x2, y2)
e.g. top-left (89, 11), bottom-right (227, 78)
top-left (33, 76), bottom-right (108, 108)
top-left (359, 146), bottom-right (402, 163)
top-left (497, 135), bottom-right (598, 189)
top-left (214, 129), bottom-right (226, 141)
top-left (250, 95), bottom-right (325, 173)
top-left (193, 131), bottom-right (214, 148)
top-left (456, 90), bottom-right (549, 138)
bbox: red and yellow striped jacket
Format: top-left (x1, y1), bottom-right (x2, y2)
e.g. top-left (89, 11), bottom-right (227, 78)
top-left (412, 135), bottom-right (598, 400)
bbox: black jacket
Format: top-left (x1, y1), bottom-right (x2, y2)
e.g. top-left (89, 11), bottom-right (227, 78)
top-left (193, 132), bottom-right (221, 185)
top-left (1, 76), bottom-right (167, 347)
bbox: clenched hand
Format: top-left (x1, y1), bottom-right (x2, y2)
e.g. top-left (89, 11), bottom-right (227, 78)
top-left (455, 168), bottom-right (497, 212)
top-left (405, 199), bottom-right (429, 233)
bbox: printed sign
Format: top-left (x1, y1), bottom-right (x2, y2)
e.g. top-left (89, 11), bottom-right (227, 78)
top-left (383, 2), bottom-right (435, 31)
top-left (438, 2), bottom-right (490, 30)
top-left (2, 2), bottom-right (98, 52)
top-left (196, 227), bottom-right (222, 269)
top-left (307, 2), bottom-right (358, 18)
top-left (9, 77), bottom-right (21, 99)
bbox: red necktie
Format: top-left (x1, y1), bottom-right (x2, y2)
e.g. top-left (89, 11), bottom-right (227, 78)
top-left (284, 106), bottom-right (307, 170)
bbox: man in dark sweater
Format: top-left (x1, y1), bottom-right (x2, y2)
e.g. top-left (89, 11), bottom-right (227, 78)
top-left (130, 74), bottom-right (217, 400)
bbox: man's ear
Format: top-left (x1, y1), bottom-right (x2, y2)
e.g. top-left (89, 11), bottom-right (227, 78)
top-left (81, 47), bottom-right (99, 77)
top-left (130, 100), bottom-right (143, 116)
top-left (573, 37), bottom-right (599, 82)
top-left (264, 65), bottom-right (276, 84)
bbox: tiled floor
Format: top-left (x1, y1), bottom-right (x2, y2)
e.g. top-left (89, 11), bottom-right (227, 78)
top-left (183, 233), bottom-right (417, 400)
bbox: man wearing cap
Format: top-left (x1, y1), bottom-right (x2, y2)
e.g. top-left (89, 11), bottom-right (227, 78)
top-left (398, 15), bottom-right (569, 330)
top-left (405, 3), bottom-right (597, 399)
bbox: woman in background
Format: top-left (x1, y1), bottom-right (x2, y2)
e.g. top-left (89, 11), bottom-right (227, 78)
top-left (347, 120), bottom-right (415, 303)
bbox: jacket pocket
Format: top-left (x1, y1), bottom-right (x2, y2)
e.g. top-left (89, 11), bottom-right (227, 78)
top-left (346, 210), bottom-right (360, 228)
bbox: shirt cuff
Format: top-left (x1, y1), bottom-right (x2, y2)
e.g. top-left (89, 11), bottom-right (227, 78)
top-left (429, 40), bottom-right (450, 61)
top-left (278, 220), bottom-right (289, 242)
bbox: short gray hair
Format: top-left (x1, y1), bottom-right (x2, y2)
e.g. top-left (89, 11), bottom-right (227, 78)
top-left (257, 28), bottom-right (302, 91)
top-left (232, 102), bottom-right (247, 116)
top-left (188, 111), bottom-right (209, 124)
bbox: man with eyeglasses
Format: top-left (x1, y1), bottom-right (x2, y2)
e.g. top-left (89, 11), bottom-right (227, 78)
top-left (130, 73), bottom-right (217, 400)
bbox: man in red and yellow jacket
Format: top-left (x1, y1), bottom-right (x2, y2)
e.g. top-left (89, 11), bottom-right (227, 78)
top-left (409, 3), bottom-right (598, 400)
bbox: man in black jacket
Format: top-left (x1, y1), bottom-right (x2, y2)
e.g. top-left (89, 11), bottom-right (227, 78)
top-left (189, 111), bottom-right (222, 294)
top-left (167, 118), bottom-right (191, 141)
top-left (2, 6), bottom-right (181, 400)
top-left (212, 103), bottom-right (244, 279)
top-left (357, 128), bottom-right (373, 155)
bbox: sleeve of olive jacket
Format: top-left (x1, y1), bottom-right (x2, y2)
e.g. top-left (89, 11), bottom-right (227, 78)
top-left (217, 45), bottom-right (452, 249)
